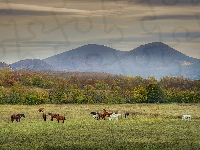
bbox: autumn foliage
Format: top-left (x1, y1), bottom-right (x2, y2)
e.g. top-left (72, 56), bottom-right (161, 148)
top-left (0, 67), bottom-right (199, 104)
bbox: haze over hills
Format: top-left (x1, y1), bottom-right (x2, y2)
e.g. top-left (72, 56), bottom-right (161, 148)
top-left (2, 42), bottom-right (200, 79)
top-left (9, 59), bottom-right (55, 71)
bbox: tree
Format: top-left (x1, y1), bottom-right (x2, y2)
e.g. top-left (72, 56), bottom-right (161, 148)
top-left (133, 85), bottom-right (147, 103)
top-left (0, 86), bottom-right (9, 104)
top-left (83, 85), bottom-right (95, 103)
top-left (146, 83), bottom-right (164, 103)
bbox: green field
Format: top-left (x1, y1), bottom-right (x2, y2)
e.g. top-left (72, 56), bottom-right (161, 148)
top-left (0, 104), bottom-right (200, 150)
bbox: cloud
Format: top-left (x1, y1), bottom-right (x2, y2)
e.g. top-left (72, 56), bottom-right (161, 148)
top-left (0, 3), bottom-right (91, 15)
top-left (126, 0), bottom-right (200, 6)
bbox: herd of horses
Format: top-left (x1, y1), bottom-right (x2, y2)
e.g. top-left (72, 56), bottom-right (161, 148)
top-left (90, 109), bottom-right (130, 120)
top-left (10, 107), bottom-right (191, 123)
top-left (40, 108), bottom-right (66, 123)
top-left (11, 108), bottom-right (66, 123)
top-left (10, 108), bottom-right (129, 123)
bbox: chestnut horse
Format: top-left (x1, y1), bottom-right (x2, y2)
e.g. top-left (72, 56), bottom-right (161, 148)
top-left (11, 114), bottom-right (25, 122)
top-left (98, 113), bottom-right (106, 120)
top-left (55, 115), bottom-right (66, 123)
top-left (48, 112), bottom-right (59, 121)
top-left (103, 109), bottom-right (112, 117)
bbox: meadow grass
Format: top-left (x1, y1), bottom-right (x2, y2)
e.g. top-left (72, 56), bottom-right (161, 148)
top-left (0, 104), bottom-right (200, 150)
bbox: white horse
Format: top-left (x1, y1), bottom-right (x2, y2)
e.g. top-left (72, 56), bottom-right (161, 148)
top-left (182, 115), bottom-right (191, 120)
top-left (109, 113), bottom-right (122, 121)
top-left (92, 114), bottom-right (99, 120)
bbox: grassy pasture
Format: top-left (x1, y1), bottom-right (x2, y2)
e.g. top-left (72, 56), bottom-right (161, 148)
top-left (0, 104), bottom-right (200, 150)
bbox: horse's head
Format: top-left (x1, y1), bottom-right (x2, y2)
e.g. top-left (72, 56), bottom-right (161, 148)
top-left (21, 114), bottom-right (25, 118)
top-left (103, 109), bottom-right (107, 113)
top-left (17, 114), bottom-right (25, 118)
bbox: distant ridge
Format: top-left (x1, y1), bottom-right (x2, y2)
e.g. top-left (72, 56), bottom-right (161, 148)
top-left (6, 42), bottom-right (200, 79)
top-left (9, 59), bottom-right (55, 71)
top-left (0, 62), bottom-right (8, 68)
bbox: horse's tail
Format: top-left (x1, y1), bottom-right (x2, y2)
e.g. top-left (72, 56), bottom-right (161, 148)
top-left (64, 117), bottom-right (66, 120)
top-left (11, 115), bottom-right (14, 122)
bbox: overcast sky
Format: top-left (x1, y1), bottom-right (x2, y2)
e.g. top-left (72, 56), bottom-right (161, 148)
top-left (0, 0), bottom-right (200, 64)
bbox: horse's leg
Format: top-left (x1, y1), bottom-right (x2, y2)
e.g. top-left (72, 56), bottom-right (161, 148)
top-left (11, 116), bottom-right (13, 122)
top-left (62, 119), bottom-right (64, 123)
top-left (58, 120), bottom-right (59, 123)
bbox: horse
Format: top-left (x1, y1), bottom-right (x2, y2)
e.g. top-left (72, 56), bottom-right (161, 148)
top-left (90, 112), bottom-right (101, 120)
top-left (91, 112), bottom-right (98, 115)
top-left (109, 113), bottom-right (122, 121)
top-left (103, 109), bottom-right (113, 119)
top-left (98, 113), bottom-right (106, 120)
top-left (92, 114), bottom-right (99, 119)
top-left (42, 113), bottom-right (47, 121)
top-left (55, 115), bottom-right (66, 123)
top-left (103, 109), bottom-right (112, 117)
top-left (48, 112), bottom-right (59, 121)
top-left (39, 108), bottom-right (44, 112)
top-left (182, 115), bottom-right (191, 120)
top-left (124, 112), bottom-right (129, 118)
top-left (11, 114), bottom-right (25, 122)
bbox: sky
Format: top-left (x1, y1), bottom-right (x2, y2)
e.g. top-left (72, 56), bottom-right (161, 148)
top-left (0, 0), bottom-right (200, 64)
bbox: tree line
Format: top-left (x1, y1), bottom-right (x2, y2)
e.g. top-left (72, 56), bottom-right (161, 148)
top-left (0, 67), bottom-right (199, 104)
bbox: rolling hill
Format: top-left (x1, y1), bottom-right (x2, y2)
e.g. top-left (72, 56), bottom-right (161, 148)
top-left (7, 42), bottom-right (200, 79)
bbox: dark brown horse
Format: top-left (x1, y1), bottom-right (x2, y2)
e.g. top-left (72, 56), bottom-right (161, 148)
top-left (125, 112), bottom-right (129, 118)
top-left (42, 113), bottom-right (47, 121)
top-left (11, 114), bottom-right (25, 122)
top-left (55, 115), bottom-right (66, 123)
top-left (48, 112), bottom-right (59, 121)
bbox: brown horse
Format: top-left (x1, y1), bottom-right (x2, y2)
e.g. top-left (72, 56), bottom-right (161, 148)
top-left (98, 113), bottom-right (106, 120)
top-left (48, 113), bottom-right (59, 121)
top-left (42, 113), bottom-right (47, 121)
top-left (103, 109), bottom-right (112, 117)
top-left (55, 115), bottom-right (66, 123)
top-left (39, 108), bottom-right (44, 112)
top-left (11, 114), bottom-right (25, 122)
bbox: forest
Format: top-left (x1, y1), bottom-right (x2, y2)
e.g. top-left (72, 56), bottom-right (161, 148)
top-left (0, 67), bottom-right (199, 104)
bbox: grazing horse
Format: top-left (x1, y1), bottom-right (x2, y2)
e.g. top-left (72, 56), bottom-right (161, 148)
top-left (98, 113), bottom-right (106, 120)
top-left (55, 115), bottom-right (66, 123)
top-left (103, 109), bottom-right (112, 117)
top-left (182, 115), bottom-right (191, 120)
top-left (39, 108), bottom-right (44, 112)
top-left (42, 113), bottom-right (47, 121)
top-left (124, 112), bottom-right (129, 118)
top-left (11, 114), bottom-right (25, 122)
top-left (48, 112), bottom-right (59, 121)
top-left (109, 113), bottom-right (122, 121)
top-left (90, 112), bottom-right (101, 120)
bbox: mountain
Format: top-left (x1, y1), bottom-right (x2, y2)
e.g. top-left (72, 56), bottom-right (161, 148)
top-left (43, 44), bottom-right (126, 72)
top-left (120, 42), bottom-right (200, 79)
top-left (9, 59), bottom-right (55, 71)
top-left (8, 42), bottom-right (200, 79)
top-left (0, 62), bottom-right (8, 68)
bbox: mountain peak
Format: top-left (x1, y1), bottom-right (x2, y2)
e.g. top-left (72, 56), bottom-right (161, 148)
top-left (141, 42), bottom-right (169, 49)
